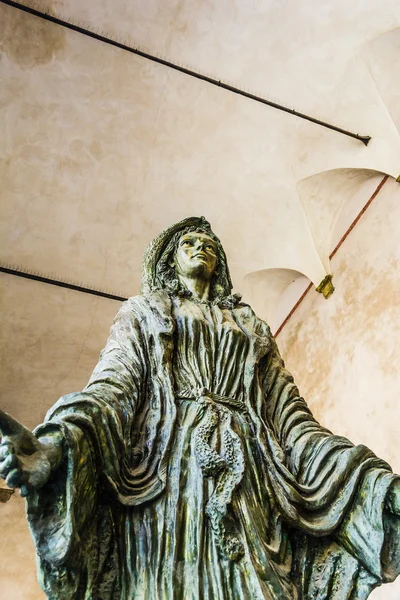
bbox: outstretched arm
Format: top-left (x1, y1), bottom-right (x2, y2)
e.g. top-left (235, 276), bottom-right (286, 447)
top-left (1, 298), bottom-right (147, 501)
top-left (259, 322), bottom-right (400, 583)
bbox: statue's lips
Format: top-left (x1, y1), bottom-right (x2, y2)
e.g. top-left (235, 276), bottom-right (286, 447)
top-left (191, 254), bottom-right (209, 262)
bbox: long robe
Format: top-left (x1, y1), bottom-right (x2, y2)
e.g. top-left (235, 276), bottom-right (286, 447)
top-left (26, 292), bottom-right (400, 599)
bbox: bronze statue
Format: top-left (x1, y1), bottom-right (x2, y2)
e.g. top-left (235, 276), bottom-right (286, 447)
top-left (1, 216), bottom-right (400, 599)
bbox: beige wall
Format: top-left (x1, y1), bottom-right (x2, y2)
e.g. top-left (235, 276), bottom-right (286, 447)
top-left (278, 176), bottom-right (400, 598)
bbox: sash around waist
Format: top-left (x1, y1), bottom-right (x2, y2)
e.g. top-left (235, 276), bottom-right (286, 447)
top-left (174, 387), bottom-right (247, 562)
top-left (174, 387), bottom-right (247, 412)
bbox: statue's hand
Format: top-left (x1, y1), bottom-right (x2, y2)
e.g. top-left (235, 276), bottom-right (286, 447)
top-left (0, 409), bottom-right (63, 497)
top-left (385, 479), bottom-right (400, 515)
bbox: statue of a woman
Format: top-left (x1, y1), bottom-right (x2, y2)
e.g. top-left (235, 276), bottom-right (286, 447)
top-left (1, 216), bottom-right (400, 599)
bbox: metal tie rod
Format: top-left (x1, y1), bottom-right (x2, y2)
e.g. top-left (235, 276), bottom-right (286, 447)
top-left (1, 0), bottom-right (372, 145)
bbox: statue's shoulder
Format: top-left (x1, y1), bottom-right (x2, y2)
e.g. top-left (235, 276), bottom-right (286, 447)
top-left (114, 295), bottom-right (151, 322)
top-left (232, 301), bottom-right (274, 340)
top-left (118, 292), bottom-right (172, 322)
top-left (124, 294), bottom-right (151, 311)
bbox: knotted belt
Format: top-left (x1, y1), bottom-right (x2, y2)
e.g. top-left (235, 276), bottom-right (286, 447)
top-left (176, 388), bottom-right (246, 561)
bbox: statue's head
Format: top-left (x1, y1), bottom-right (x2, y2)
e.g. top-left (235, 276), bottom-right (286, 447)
top-left (171, 230), bottom-right (218, 283)
top-left (141, 216), bottom-right (233, 302)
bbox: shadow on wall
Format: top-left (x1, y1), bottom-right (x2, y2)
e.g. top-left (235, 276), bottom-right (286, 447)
top-left (243, 267), bottom-right (309, 331)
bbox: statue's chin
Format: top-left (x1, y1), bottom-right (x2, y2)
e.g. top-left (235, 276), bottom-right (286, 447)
top-left (179, 262), bottom-right (214, 281)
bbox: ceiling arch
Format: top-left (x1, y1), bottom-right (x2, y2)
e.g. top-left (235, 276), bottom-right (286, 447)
top-left (296, 168), bottom-right (389, 273)
top-left (243, 268), bottom-right (307, 326)
top-left (361, 27), bottom-right (400, 140)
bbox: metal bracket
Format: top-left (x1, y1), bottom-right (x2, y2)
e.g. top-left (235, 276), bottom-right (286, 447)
top-left (316, 274), bottom-right (335, 299)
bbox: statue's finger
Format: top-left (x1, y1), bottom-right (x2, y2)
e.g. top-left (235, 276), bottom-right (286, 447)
top-left (6, 467), bottom-right (23, 489)
top-left (0, 453), bottom-right (18, 476)
top-left (20, 484), bottom-right (29, 498)
top-left (0, 459), bottom-right (11, 477)
top-left (0, 443), bottom-right (14, 460)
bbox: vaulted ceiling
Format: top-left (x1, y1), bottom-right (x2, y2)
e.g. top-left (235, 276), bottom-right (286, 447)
top-left (1, 0), bottom-right (400, 427)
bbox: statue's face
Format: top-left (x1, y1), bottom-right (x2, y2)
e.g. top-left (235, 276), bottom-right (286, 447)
top-left (173, 232), bottom-right (218, 281)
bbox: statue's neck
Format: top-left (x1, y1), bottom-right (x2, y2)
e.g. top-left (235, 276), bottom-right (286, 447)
top-left (177, 275), bottom-right (211, 302)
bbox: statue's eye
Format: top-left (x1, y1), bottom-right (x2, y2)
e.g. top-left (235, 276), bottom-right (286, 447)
top-left (182, 240), bottom-right (192, 246)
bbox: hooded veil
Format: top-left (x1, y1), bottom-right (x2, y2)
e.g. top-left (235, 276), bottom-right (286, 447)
top-left (141, 215), bottom-right (234, 301)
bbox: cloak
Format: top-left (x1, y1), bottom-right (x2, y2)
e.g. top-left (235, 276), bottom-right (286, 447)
top-left (26, 291), bottom-right (400, 599)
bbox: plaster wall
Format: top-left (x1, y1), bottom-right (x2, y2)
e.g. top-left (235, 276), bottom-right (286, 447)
top-left (277, 177), bottom-right (400, 598)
